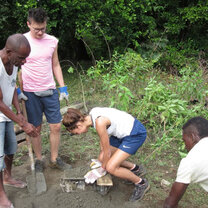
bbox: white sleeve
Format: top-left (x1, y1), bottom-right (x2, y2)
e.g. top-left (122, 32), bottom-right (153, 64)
top-left (175, 158), bottom-right (194, 184)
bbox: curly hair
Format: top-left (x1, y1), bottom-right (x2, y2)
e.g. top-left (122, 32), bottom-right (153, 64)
top-left (183, 116), bottom-right (208, 139)
top-left (62, 108), bottom-right (86, 131)
top-left (28, 8), bottom-right (48, 23)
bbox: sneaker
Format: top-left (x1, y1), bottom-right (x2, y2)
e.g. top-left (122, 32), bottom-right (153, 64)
top-left (132, 164), bottom-right (146, 177)
top-left (49, 157), bottom-right (72, 171)
top-left (35, 160), bottom-right (45, 172)
top-left (129, 178), bottom-right (150, 201)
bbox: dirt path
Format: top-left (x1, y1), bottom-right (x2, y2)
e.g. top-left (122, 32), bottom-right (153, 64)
top-left (6, 157), bottom-right (156, 208)
top-left (8, 132), bottom-right (208, 207)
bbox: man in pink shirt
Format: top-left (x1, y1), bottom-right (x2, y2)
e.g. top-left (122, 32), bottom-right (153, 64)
top-left (20, 8), bottom-right (71, 172)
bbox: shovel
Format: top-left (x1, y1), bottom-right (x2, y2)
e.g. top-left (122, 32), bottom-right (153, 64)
top-left (21, 100), bottom-right (47, 195)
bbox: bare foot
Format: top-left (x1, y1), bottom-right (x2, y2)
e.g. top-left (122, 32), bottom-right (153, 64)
top-left (0, 202), bottom-right (14, 208)
top-left (3, 177), bottom-right (27, 188)
top-left (0, 196), bottom-right (13, 208)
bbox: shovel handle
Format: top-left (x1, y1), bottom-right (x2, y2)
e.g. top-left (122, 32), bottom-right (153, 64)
top-left (21, 100), bottom-right (35, 171)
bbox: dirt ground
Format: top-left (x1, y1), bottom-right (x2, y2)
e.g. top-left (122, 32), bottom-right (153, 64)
top-left (6, 156), bottom-right (160, 208)
top-left (6, 145), bottom-right (208, 208)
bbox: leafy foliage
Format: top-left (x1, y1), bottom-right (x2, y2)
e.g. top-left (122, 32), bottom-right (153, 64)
top-left (85, 49), bottom-right (208, 157)
top-left (0, 0), bottom-right (207, 65)
top-left (87, 50), bottom-right (150, 111)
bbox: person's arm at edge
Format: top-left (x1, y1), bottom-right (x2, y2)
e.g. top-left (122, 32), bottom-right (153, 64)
top-left (164, 182), bottom-right (188, 208)
top-left (0, 87), bottom-right (23, 126)
top-left (0, 88), bottom-right (38, 137)
top-left (52, 45), bottom-right (65, 87)
top-left (95, 117), bottom-right (111, 169)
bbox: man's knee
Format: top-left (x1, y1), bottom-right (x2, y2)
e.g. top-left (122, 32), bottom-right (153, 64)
top-left (49, 123), bottom-right (61, 133)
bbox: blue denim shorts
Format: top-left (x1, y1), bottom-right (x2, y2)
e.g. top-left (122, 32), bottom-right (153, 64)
top-left (24, 89), bottom-right (62, 127)
top-left (0, 121), bottom-right (17, 170)
top-left (110, 119), bottom-right (147, 155)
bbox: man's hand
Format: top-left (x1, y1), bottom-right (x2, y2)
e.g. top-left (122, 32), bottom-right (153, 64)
top-left (58, 86), bottom-right (69, 101)
top-left (16, 112), bottom-right (26, 123)
top-left (21, 121), bottom-right (39, 137)
top-left (17, 88), bottom-right (28, 101)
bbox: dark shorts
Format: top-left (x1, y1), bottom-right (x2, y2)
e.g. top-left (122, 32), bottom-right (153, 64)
top-left (0, 121), bottom-right (17, 170)
top-left (24, 89), bottom-right (62, 127)
top-left (110, 119), bottom-right (146, 155)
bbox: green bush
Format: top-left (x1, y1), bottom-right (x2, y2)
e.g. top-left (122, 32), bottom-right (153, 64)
top-left (85, 49), bottom-right (208, 157)
top-left (0, 0), bottom-right (207, 64)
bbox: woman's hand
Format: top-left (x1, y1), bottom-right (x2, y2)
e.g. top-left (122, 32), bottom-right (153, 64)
top-left (102, 150), bottom-right (111, 169)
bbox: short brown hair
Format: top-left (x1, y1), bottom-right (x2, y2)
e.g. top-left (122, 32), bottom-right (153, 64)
top-left (62, 108), bottom-right (86, 131)
top-left (28, 8), bottom-right (48, 23)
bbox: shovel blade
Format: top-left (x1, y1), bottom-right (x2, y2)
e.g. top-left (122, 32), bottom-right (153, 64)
top-left (26, 172), bottom-right (47, 195)
top-left (26, 174), bottom-right (37, 194)
top-left (36, 172), bottom-right (47, 195)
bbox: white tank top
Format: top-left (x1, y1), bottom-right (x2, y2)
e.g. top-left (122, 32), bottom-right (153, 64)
top-left (0, 58), bottom-right (18, 122)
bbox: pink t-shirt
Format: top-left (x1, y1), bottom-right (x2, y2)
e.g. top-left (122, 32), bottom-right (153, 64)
top-left (22, 32), bottom-right (58, 92)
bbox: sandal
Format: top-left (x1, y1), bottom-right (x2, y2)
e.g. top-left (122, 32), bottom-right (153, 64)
top-left (4, 178), bottom-right (27, 188)
top-left (0, 203), bottom-right (14, 208)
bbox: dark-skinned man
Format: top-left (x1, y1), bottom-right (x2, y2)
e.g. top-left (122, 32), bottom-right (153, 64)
top-left (164, 116), bottom-right (208, 208)
top-left (0, 33), bottom-right (38, 208)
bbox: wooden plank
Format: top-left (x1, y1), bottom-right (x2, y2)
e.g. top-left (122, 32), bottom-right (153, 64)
top-left (14, 125), bottom-right (23, 135)
top-left (97, 174), bottom-right (113, 186)
top-left (16, 132), bottom-right (26, 144)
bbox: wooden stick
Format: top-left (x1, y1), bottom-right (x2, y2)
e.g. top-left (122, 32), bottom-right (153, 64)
top-left (21, 100), bottom-right (35, 171)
